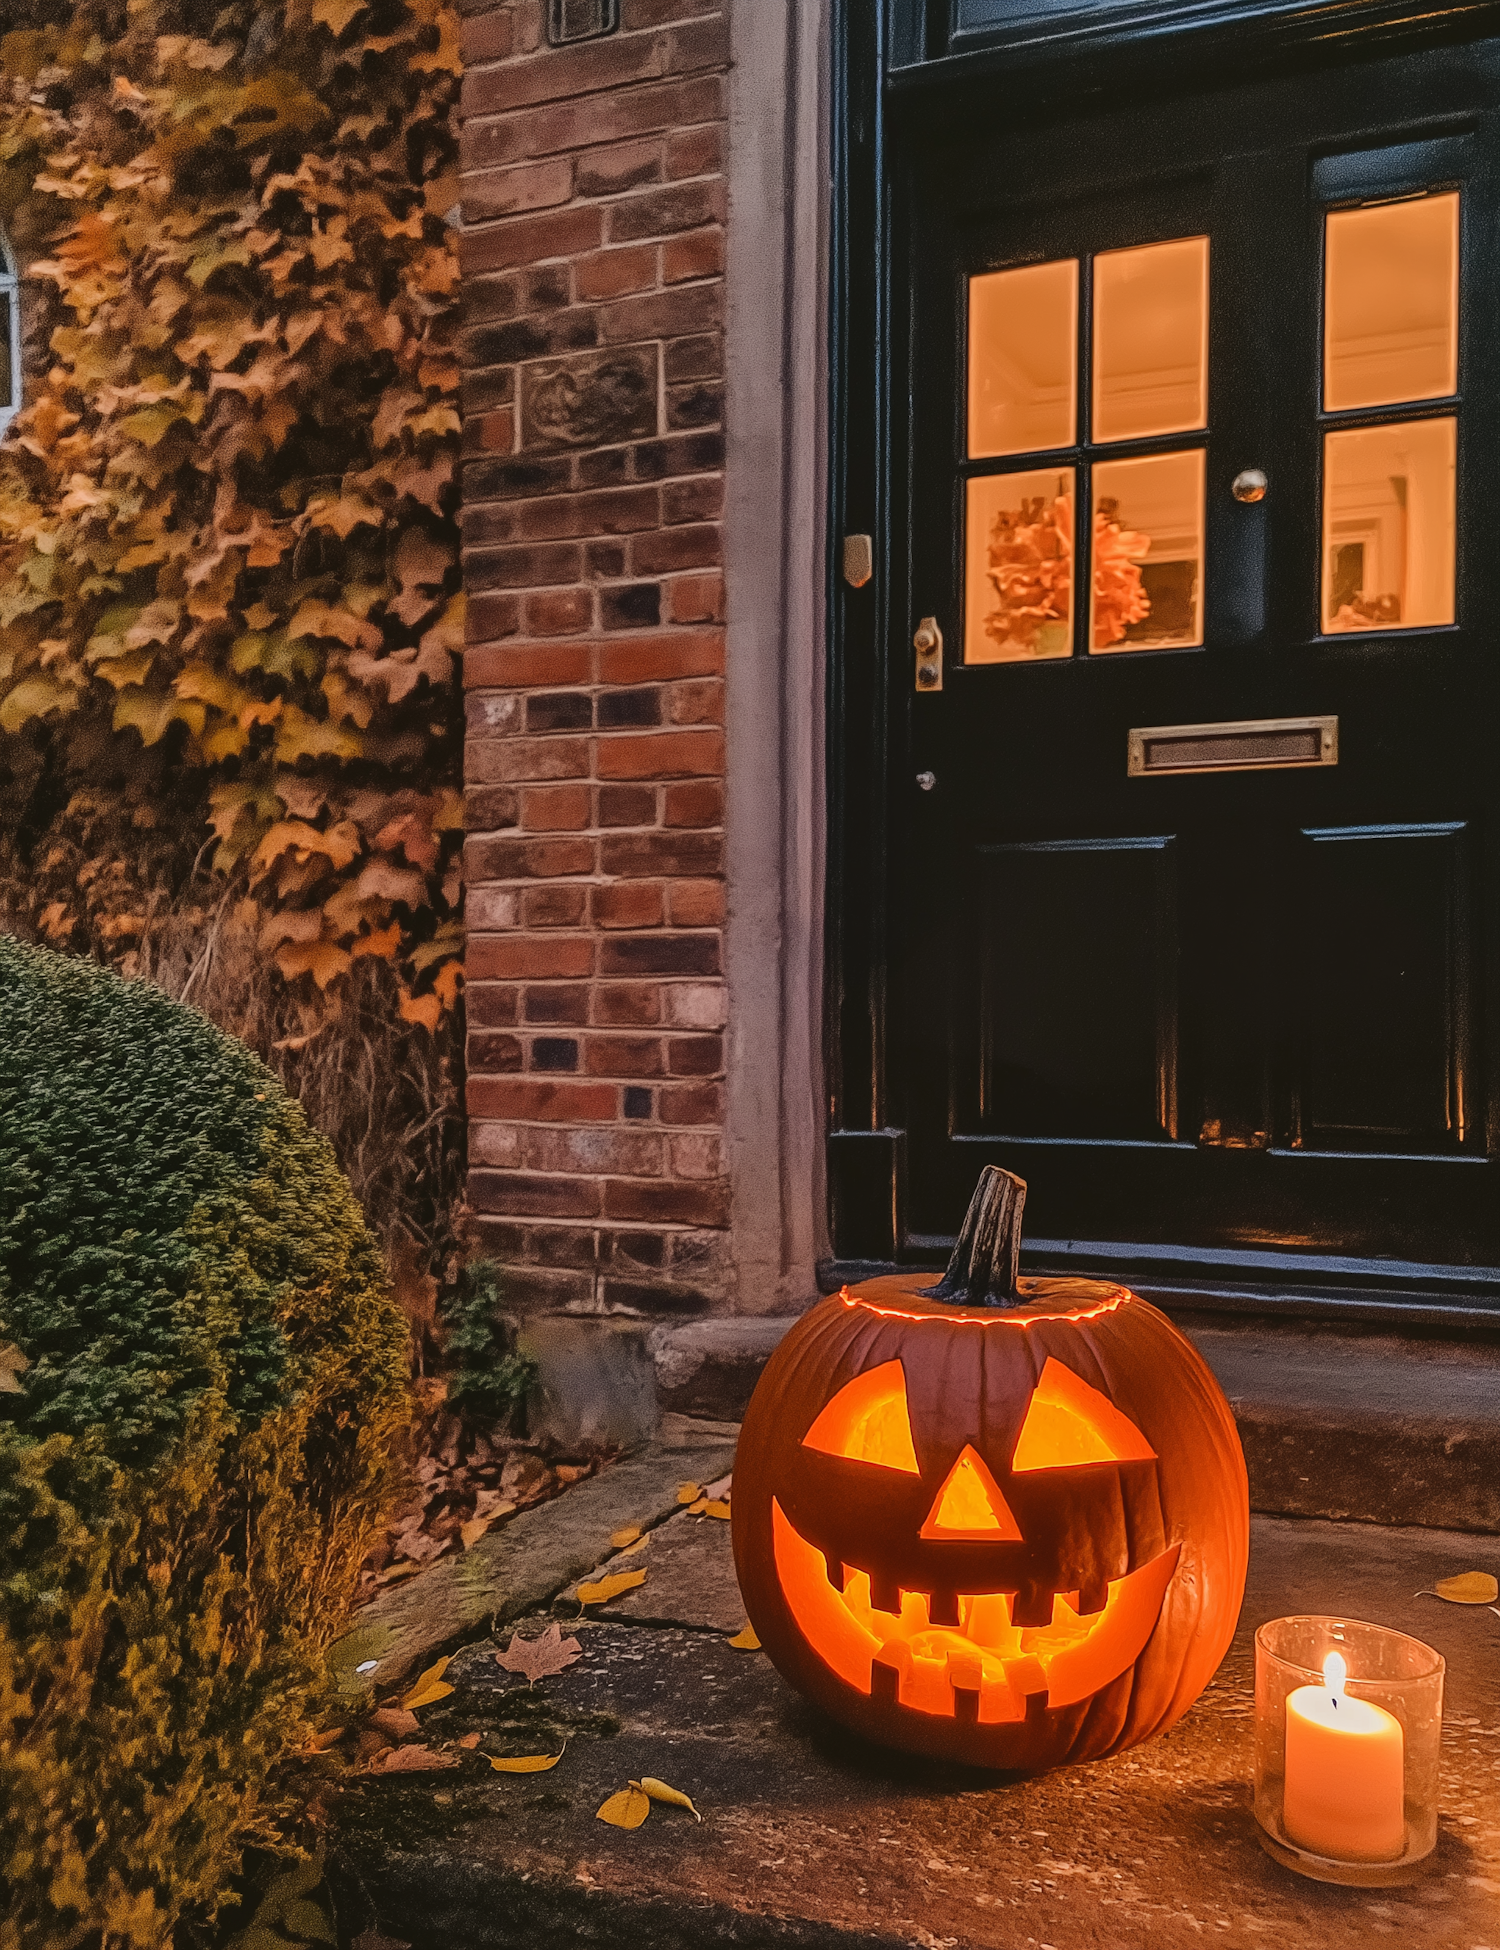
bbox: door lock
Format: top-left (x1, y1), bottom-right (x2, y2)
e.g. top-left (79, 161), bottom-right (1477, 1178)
top-left (914, 616), bottom-right (943, 691)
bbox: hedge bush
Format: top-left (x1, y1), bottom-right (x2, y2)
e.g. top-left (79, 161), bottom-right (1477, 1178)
top-left (0, 935), bottom-right (409, 1949)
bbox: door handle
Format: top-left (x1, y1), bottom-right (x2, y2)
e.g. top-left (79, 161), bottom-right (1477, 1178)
top-left (914, 616), bottom-right (943, 691)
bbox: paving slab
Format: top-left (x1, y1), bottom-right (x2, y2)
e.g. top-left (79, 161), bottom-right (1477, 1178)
top-left (330, 1502), bottom-right (1500, 1949)
top-left (329, 1421), bottom-right (738, 1691)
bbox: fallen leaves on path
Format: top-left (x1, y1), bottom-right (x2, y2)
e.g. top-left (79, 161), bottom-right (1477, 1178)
top-left (676, 1482), bottom-right (702, 1504)
top-left (597, 1776), bottom-right (702, 1828)
top-left (1416, 1571), bottom-right (1499, 1605)
top-left (576, 1568), bottom-right (647, 1606)
top-left (728, 1623), bottom-right (761, 1651)
top-left (303, 1725), bottom-right (347, 1753)
top-left (640, 1776), bottom-right (702, 1820)
top-left (687, 1497), bottom-right (731, 1519)
top-left (369, 1707), bottom-right (421, 1739)
top-left (494, 1621), bottom-right (582, 1685)
top-left (400, 1655), bottom-right (453, 1710)
top-left (610, 1525), bottom-right (642, 1548)
top-left (489, 1748), bottom-right (565, 1774)
top-left (372, 1744), bottom-right (458, 1773)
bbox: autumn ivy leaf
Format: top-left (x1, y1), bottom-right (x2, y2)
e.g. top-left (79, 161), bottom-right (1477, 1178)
top-left (400, 1656), bottom-right (454, 1711)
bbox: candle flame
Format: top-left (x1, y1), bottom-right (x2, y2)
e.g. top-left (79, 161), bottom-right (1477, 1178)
top-left (1323, 1650), bottom-right (1347, 1699)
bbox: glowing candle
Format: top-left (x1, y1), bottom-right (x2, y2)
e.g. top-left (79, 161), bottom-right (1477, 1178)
top-left (1283, 1651), bottom-right (1405, 1862)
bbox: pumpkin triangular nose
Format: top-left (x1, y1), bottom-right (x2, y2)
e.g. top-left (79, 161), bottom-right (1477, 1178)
top-left (920, 1445), bottom-right (1023, 1540)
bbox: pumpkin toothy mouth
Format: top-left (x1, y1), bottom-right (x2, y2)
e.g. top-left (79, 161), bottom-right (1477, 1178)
top-left (772, 1499), bottom-right (1179, 1723)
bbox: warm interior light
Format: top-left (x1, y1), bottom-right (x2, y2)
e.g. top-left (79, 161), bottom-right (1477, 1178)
top-left (1324, 1649), bottom-right (1348, 1700)
top-left (1010, 1356), bottom-right (1157, 1471)
top-left (920, 1445), bottom-right (1024, 1540)
top-left (801, 1360), bottom-right (921, 1473)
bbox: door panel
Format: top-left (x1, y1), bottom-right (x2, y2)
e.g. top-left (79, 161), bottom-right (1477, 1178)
top-left (889, 37), bottom-right (1500, 1280)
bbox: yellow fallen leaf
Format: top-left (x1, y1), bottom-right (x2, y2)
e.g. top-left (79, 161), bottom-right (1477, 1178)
top-left (400, 1655), bottom-right (454, 1710)
top-left (597, 1785), bottom-right (650, 1828)
top-left (687, 1498), bottom-right (710, 1515)
top-left (700, 1500), bottom-right (731, 1521)
top-left (615, 1532), bottom-right (650, 1556)
top-left (677, 1482), bottom-right (702, 1504)
top-left (639, 1776), bottom-right (702, 1820)
top-left (728, 1624), bottom-right (761, 1651)
top-left (1417, 1571), bottom-right (1500, 1605)
top-left (610, 1526), bottom-right (642, 1549)
top-left (490, 1749), bottom-right (564, 1773)
top-left (460, 1517), bottom-right (492, 1550)
top-left (576, 1568), bottom-right (647, 1605)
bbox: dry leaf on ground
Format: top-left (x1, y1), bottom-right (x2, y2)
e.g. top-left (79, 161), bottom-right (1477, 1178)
top-left (456, 1732), bottom-right (481, 1749)
top-left (1416, 1570), bottom-right (1499, 1604)
top-left (610, 1525), bottom-right (642, 1548)
top-left (597, 1785), bottom-right (651, 1829)
top-left (640, 1776), bottom-right (702, 1820)
top-left (576, 1568), bottom-right (647, 1606)
top-left (614, 1532), bottom-right (650, 1556)
top-left (303, 1725), bottom-right (346, 1752)
top-left (490, 1749), bottom-right (565, 1773)
top-left (369, 1707), bottom-right (421, 1739)
top-left (676, 1482), bottom-right (702, 1504)
top-left (400, 1655), bottom-right (454, 1710)
top-left (728, 1623), bottom-right (761, 1651)
top-left (372, 1744), bottom-right (458, 1773)
top-left (688, 1498), bottom-right (731, 1520)
top-left (494, 1622), bottom-right (583, 1685)
top-left (459, 1516), bottom-right (492, 1549)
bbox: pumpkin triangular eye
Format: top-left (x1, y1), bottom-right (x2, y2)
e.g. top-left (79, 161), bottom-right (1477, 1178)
top-left (920, 1445), bottom-right (1023, 1539)
top-left (1011, 1356), bottom-right (1157, 1471)
top-left (802, 1359), bottom-right (920, 1473)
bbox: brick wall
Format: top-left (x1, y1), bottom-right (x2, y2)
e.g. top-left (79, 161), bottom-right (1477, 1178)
top-left (458, 0), bottom-right (733, 1317)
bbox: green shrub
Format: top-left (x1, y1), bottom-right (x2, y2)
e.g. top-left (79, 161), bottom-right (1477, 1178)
top-left (439, 1261), bottom-right (536, 1426)
top-left (0, 936), bottom-right (409, 1949)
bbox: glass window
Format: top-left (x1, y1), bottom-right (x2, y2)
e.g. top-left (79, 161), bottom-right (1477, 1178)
top-left (1324, 193), bottom-right (1458, 413)
top-left (1323, 418), bottom-right (1455, 633)
top-left (968, 259), bottom-right (1078, 458)
top-left (1093, 236), bottom-right (1208, 444)
top-left (1091, 449), bottom-right (1204, 652)
top-left (965, 468), bottom-right (1075, 662)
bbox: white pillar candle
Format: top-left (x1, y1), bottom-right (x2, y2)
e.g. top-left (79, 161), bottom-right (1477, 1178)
top-left (1283, 1652), bottom-right (1405, 1862)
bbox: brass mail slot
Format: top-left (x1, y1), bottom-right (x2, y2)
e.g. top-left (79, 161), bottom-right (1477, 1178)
top-left (1128, 714), bottom-right (1338, 778)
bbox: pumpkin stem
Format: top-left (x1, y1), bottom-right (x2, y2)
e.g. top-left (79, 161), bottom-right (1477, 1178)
top-left (921, 1166), bottom-right (1027, 1308)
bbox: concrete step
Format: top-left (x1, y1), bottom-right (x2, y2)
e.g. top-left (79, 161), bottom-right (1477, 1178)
top-left (651, 1309), bottom-right (1500, 1533)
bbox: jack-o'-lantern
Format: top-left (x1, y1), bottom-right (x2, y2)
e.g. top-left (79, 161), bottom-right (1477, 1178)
top-left (732, 1169), bottom-right (1249, 1771)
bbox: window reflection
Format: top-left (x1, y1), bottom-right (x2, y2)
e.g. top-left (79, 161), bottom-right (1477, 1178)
top-left (1323, 418), bottom-right (1455, 632)
top-left (968, 259), bottom-right (1078, 458)
top-left (965, 468), bottom-right (1075, 662)
top-left (1325, 193), bottom-right (1457, 413)
top-left (1090, 450), bottom-right (1204, 652)
top-left (1093, 237), bottom-right (1208, 445)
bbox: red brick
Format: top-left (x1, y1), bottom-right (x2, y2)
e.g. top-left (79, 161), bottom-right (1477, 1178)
top-left (462, 31), bottom-right (673, 119)
top-left (600, 829), bottom-right (721, 876)
top-left (668, 880), bottom-right (724, 927)
top-left (478, 406), bottom-right (515, 454)
top-left (662, 475), bottom-right (722, 525)
top-left (602, 1177), bottom-right (730, 1226)
top-left (667, 1033), bottom-right (723, 1077)
top-left (597, 728), bottom-right (724, 779)
top-left (461, 204), bottom-right (604, 277)
top-left (584, 1035), bottom-right (666, 1077)
top-left (670, 1131), bottom-right (723, 1178)
top-left (576, 137), bottom-right (664, 198)
top-left (467, 735), bottom-right (589, 785)
top-left (466, 76), bottom-right (724, 172)
top-left (524, 884), bottom-right (588, 927)
top-left (598, 282), bottom-right (723, 344)
top-left (466, 784), bottom-right (522, 831)
top-left (467, 935), bottom-right (595, 980)
top-left (668, 678), bottom-right (722, 725)
top-left (665, 572), bottom-right (724, 624)
top-left (663, 225), bottom-right (724, 284)
top-left (593, 881), bottom-right (666, 929)
top-left (663, 333), bottom-right (721, 383)
top-left (667, 14), bottom-right (732, 69)
top-left (466, 981), bottom-right (520, 1026)
top-left (595, 982), bottom-right (662, 1025)
top-left (608, 181), bottom-right (725, 245)
top-left (658, 1081), bottom-right (724, 1125)
top-left (524, 983), bottom-right (591, 1024)
top-left (467, 833), bottom-right (595, 878)
top-left (665, 122), bottom-right (723, 179)
top-left (663, 779), bottom-right (722, 826)
top-left (461, 9), bottom-right (515, 62)
top-left (525, 587), bottom-right (595, 634)
top-left (598, 629), bottom-right (723, 683)
top-left (465, 640), bottom-right (592, 687)
top-left (522, 1125), bottom-right (665, 1176)
top-left (521, 783), bottom-right (591, 830)
top-left (465, 158), bottom-right (575, 225)
top-left (599, 783), bottom-right (658, 826)
top-left (467, 592), bottom-right (523, 644)
top-left (575, 244), bottom-right (660, 301)
top-left (599, 932), bottom-right (720, 976)
top-left (468, 1171), bottom-right (603, 1220)
top-left (630, 524), bottom-right (720, 575)
top-left (468, 1030), bottom-right (524, 1072)
top-left (466, 1077), bottom-right (620, 1121)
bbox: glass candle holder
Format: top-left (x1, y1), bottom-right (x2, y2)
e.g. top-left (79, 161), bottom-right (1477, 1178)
top-left (1254, 1616), bottom-right (1444, 1886)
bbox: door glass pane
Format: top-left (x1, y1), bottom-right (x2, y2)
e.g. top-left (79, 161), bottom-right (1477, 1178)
top-left (1325, 193), bottom-right (1458, 412)
top-left (965, 468), bottom-right (1075, 662)
top-left (1323, 418), bottom-right (1455, 632)
top-left (1093, 237), bottom-right (1208, 444)
top-left (968, 259), bottom-right (1078, 458)
top-left (1090, 449), bottom-right (1204, 653)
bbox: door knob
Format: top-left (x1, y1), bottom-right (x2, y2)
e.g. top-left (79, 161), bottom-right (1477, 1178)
top-left (914, 616), bottom-right (943, 691)
top-left (1231, 468), bottom-right (1268, 503)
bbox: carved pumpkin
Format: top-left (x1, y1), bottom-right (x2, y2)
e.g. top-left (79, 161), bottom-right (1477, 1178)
top-left (732, 1169), bottom-right (1249, 1771)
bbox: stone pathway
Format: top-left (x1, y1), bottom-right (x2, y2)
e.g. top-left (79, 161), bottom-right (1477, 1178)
top-left (329, 1477), bottom-right (1500, 1949)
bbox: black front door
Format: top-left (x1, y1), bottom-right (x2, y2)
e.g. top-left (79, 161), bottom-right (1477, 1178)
top-left (882, 35), bottom-right (1500, 1295)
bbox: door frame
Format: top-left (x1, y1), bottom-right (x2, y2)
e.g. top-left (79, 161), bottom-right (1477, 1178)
top-left (824, 0), bottom-right (1500, 1331)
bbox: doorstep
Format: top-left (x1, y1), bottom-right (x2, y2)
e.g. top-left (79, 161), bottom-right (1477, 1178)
top-left (329, 1490), bottom-right (1500, 1950)
top-left (651, 1313), bottom-right (1500, 1533)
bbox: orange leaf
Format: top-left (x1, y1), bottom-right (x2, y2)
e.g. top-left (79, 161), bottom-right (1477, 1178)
top-left (398, 990), bottom-right (442, 1032)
